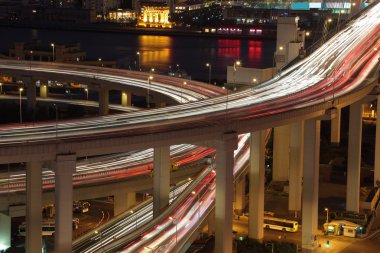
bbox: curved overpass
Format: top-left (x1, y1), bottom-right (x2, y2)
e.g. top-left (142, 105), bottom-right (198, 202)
top-left (0, 4), bottom-right (379, 163)
top-left (0, 3), bottom-right (379, 253)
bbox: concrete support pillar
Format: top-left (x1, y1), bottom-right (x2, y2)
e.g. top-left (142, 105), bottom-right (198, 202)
top-left (374, 95), bottom-right (380, 186)
top-left (40, 84), bottom-right (48, 98)
top-left (153, 146), bottom-right (170, 217)
top-left (207, 209), bottom-right (215, 236)
top-left (99, 86), bottom-right (109, 116)
top-left (114, 190), bottom-right (136, 216)
top-left (215, 132), bottom-right (238, 253)
top-left (26, 82), bottom-right (36, 114)
top-left (0, 213), bottom-right (11, 251)
top-left (234, 173), bottom-right (246, 215)
top-left (121, 91), bottom-right (132, 107)
top-left (273, 125), bottom-right (290, 181)
top-left (301, 119), bottom-right (320, 253)
top-left (54, 154), bottom-right (76, 253)
top-left (331, 107), bottom-right (341, 145)
top-left (248, 131), bottom-right (266, 241)
top-left (26, 161), bottom-right (42, 253)
top-left (346, 102), bottom-right (362, 212)
top-left (289, 121), bottom-right (304, 214)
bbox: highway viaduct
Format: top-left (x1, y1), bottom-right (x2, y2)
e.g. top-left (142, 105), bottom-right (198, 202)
top-left (0, 5), bottom-right (379, 253)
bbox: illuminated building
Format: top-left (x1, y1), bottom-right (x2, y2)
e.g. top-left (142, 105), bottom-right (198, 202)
top-left (138, 2), bottom-right (172, 28)
top-left (107, 8), bottom-right (136, 22)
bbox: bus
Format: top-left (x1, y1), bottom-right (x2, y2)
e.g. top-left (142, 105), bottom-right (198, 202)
top-left (263, 217), bottom-right (299, 232)
top-left (19, 218), bottom-right (79, 236)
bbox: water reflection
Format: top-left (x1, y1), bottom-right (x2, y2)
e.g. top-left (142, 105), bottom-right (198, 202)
top-left (138, 35), bottom-right (172, 69)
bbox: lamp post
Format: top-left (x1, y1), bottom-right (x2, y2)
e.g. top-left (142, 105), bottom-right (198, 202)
top-left (19, 87), bottom-right (23, 123)
top-left (98, 58), bottom-right (103, 67)
top-left (30, 50), bottom-right (33, 69)
top-left (181, 81), bottom-right (186, 103)
top-left (130, 210), bottom-right (137, 230)
top-left (325, 208), bottom-right (329, 223)
top-left (50, 43), bottom-right (55, 62)
top-left (273, 46), bottom-right (283, 77)
top-left (147, 76), bottom-right (153, 108)
top-left (85, 88), bottom-right (89, 101)
top-left (0, 83), bottom-right (2, 95)
top-left (206, 63), bottom-right (212, 84)
top-left (136, 51), bottom-right (140, 71)
top-left (169, 216), bottom-right (178, 247)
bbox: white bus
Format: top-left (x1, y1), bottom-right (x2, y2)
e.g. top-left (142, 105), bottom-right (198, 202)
top-left (19, 218), bottom-right (79, 236)
top-left (263, 217), bottom-right (299, 232)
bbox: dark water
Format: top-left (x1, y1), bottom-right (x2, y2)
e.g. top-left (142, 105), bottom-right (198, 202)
top-left (0, 26), bottom-right (276, 83)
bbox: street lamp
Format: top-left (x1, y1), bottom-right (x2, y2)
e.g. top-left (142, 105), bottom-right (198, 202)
top-left (130, 210), bottom-right (137, 230)
top-left (273, 46), bottom-right (284, 76)
top-left (19, 87), bottom-right (23, 123)
top-left (136, 51), bottom-right (140, 70)
top-left (98, 58), bottom-right (103, 67)
top-left (29, 50), bottom-right (33, 69)
top-left (181, 81), bottom-right (186, 103)
top-left (50, 43), bottom-right (55, 62)
top-left (147, 76), bottom-right (153, 108)
top-left (169, 216), bottom-right (178, 247)
top-left (233, 60), bottom-right (241, 85)
top-left (85, 88), bottom-right (89, 101)
top-left (325, 208), bottom-right (329, 223)
top-left (205, 63), bottom-right (212, 84)
top-left (0, 82), bottom-right (2, 94)
top-left (176, 64), bottom-right (180, 71)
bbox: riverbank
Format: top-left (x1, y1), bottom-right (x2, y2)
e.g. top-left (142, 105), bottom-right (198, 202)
top-left (0, 21), bottom-right (276, 40)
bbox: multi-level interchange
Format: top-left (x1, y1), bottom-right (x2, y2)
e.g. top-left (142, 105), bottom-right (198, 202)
top-left (0, 2), bottom-right (379, 253)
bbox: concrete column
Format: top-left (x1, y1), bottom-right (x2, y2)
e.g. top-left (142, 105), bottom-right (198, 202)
top-left (248, 131), bottom-right (266, 241)
top-left (289, 121), bottom-right (304, 214)
top-left (302, 119), bottom-right (320, 253)
top-left (26, 82), bottom-right (36, 114)
top-left (99, 86), bottom-right (109, 116)
top-left (114, 190), bottom-right (136, 216)
top-left (207, 209), bottom-right (215, 236)
top-left (346, 102), bottom-right (363, 212)
top-left (26, 161), bottom-right (42, 253)
top-left (121, 91), bottom-right (132, 107)
top-left (331, 107), bottom-right (341, 145)
top-left (0, 213), bottom-right (11, 251)
top-left (40, 84), bottom-right (48, 98)
top-left (273, 125), bottom-right (290, 181)
top-left (234, 173), bottom-right (246, 215)
top-left (374, 95), bottom-right (380, 186)
top-left (215, 132), bottom-right (238, 253)
top-left (54, 154), bottom-right (76, 253)
top-left (153, 146), bottom-right (170, 217)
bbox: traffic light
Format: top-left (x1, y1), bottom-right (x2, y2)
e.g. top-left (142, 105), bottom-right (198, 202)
top-left (326, 240), bottom-right (330, 248)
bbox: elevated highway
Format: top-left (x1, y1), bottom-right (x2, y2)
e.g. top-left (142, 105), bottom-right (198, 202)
top-left (0, 2), bottom-right (379, 253)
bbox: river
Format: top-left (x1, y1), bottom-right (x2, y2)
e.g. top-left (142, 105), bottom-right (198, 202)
top-left (0, 26), bottom-right (276, 83)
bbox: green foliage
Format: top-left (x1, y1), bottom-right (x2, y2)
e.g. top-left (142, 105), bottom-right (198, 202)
top-left (235, 238), bottom-right (297, 253)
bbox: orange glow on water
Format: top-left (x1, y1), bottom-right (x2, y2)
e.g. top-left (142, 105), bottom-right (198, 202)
top-left (138, 36), bottom-right (172, 67)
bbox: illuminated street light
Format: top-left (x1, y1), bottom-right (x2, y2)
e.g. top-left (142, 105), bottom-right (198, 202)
top-left (136, 51), bottom-right (140, 70)
top-left (98, 58), bottom-right (103, 67)
top-left (19, 87), bottom-right (23, 123)
top-left (305, 31), bottom-right (310, 37)
top-left (50, 43), bottom-right (55, 62)
top-left (85, 88), bottom-right (89, 101)
top-left (328, 18), bottom-right (332, 23)
top-left (181, 81), bottom-right (187, 103)
top-left (130, 210), bottom-right (137, 230)
top-left (169, 216), bottom-right (178, 247)
top-left (147, 75), bottom-right (153, 108)
top-left (206, 63), bottom-right (212, 84)
top-left (0, 83), bottom-right (2, 94)
top-left (279, 46), bottom-right (284, 51)
top-left (325, 208), bottom-right (329, 223)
